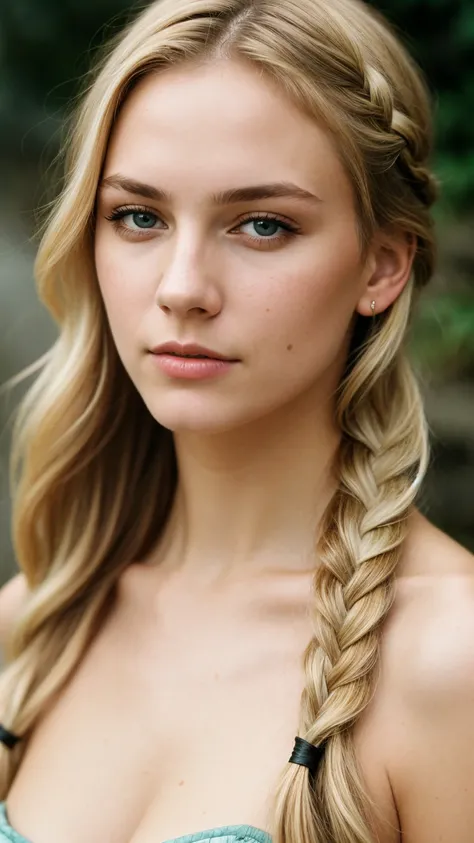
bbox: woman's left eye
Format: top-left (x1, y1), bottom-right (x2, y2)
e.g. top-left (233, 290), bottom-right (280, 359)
top-left (235, 215), bottom-right (299, 244)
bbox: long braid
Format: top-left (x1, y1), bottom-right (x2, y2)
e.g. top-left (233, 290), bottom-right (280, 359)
top-left (272, 278), bottom-right (430, 843)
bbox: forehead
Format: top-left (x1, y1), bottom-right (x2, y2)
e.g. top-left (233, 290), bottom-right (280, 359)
top-left (103, 58), bottom-right (352, 208)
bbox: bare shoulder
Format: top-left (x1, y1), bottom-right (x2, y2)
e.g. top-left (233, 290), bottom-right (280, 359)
top-left (0, 573), bottom-right (29, 652)
top-left (400, 506), bottom-right (474, 578)
top-left (391, 509), bottom-right (474, 693)
top-left (375, 510), bottom-right (474, 842)
top-left (390, 506), bottom-right (474, 697)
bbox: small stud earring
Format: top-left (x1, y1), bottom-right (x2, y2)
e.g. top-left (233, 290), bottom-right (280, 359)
top-left (370, 300), bottom-right (376, 316)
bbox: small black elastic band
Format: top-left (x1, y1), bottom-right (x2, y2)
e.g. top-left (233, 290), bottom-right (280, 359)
top-left (0, 724), bottom-right (21, 750)
top-left (288, 736), bottom-right (324, 774)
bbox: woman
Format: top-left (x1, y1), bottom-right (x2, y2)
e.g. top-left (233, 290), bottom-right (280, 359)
top-left (0, 0), bottom-right (473, 841)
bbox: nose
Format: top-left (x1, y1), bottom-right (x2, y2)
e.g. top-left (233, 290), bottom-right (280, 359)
top-left (155, 235), bottom-right (223, 320)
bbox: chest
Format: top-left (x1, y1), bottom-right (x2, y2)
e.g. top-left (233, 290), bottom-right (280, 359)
top-left (6, 566), bottom-right (400, 843)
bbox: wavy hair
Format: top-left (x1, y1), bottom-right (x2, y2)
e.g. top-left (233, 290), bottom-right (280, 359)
top-left (0, 0), bottom-right (439, 840)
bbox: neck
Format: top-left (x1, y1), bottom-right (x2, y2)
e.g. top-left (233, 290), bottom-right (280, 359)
top-left (152, 389), bottom-right (341, 582)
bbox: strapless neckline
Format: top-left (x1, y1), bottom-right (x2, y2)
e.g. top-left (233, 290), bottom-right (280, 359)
top-left (0, 804), bottom-right (272, 843)
top-left (163, 824), bottom-right (271, 842)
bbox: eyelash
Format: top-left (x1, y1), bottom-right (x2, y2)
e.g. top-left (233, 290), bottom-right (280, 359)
top-left (103, 205), bottom-right (301, 248)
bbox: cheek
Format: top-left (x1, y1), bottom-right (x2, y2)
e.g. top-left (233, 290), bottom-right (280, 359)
top-left (94, 235), bottom-right (149, 349)
top-left (252, 255), bottom-right (360, 371)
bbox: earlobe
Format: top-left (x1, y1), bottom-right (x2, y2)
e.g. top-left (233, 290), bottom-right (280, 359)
top-left (356, 231), bottom-right (417, 317)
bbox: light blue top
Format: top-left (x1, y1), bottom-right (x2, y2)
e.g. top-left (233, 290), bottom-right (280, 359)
top-left (0, 803), bottom-right (272, 843)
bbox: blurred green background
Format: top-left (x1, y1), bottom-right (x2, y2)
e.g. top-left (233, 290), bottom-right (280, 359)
top-left (0, 0), bottom-right (473, 586)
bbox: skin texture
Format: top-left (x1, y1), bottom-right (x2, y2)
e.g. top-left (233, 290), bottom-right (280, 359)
top-left (2, 57), bottom-right (474, 843)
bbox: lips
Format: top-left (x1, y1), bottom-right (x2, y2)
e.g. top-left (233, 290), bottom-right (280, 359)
top-left (150, 342), bottom-right (237, 361)
top-left (165, 352), bottom-right (208, 358)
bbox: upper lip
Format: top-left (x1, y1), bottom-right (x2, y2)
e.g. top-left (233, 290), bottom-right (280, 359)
top-left (150, 342), bottom-right (237, 361)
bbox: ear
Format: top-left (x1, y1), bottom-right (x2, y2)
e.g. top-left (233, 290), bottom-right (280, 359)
top-left (355, 227), bottom-right (417, 317)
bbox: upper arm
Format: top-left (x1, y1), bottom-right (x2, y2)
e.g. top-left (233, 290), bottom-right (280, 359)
top-left (0, 573), bottom-right (28, 656)
top-left (388, 566), bottom-right (474, 843)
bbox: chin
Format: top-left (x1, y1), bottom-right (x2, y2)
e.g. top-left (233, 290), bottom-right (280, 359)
top-left (142, 396), bottom-right (240, 434)
top-left (141, 391), bottom-right (271, 435)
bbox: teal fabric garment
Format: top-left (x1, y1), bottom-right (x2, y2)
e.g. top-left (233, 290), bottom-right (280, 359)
top-left (162, 827), bottom-right (272, 843)
top-left (163, 827), bottom-right (272, 843)
top-left (0, 803), bottom-right (272, 843)
top-left (0, 803), bottom-right (27, 843)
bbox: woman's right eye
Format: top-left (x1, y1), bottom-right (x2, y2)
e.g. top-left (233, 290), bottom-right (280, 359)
top-left (104, 206), bottom-right (163, 237)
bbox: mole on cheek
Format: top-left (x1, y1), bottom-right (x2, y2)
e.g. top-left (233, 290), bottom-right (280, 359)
top-left (286, 344), bottom-right (293, 351)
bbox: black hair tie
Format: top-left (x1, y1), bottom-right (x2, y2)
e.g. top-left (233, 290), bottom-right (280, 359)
top-left (289, 736), bottom-right (325, 775)
top-left (0, 725), bottom-right (21, 750)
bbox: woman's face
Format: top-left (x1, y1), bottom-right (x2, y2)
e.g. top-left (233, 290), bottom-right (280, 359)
top-left (95, 58), bottom-right (374, 433)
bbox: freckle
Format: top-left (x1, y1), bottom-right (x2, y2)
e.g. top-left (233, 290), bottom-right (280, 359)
top-left (214, 672), bottom-right (220, 680)
top-left (179, 780), bottom-right (185, 786)
top-left (266, 308), bottom-right (270, 312)
top-left (287, 344), bottom-right (293, 351)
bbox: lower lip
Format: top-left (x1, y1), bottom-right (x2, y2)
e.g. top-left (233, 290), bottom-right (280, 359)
top-left (150, 353), bottom-right (237, 379)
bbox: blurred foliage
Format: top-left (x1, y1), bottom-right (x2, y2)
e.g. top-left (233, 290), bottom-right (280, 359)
top-left (0, 0), bottom-right (135, 161)
top-left (0, 0), bottom-right (473, 212)
top-left (411, 294), bottom-right (474, 379)
top-left (370, 0), bottom-right (474, 216)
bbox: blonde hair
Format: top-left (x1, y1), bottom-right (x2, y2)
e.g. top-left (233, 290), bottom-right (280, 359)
top-left (0, 1), bottom-right (439, 840)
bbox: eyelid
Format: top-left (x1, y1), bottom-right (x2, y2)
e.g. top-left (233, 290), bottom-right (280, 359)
top-left (104, 203), bottom-right (159, 219)
top-left (104, 203), bottom-right (301, 225)
top-left (233, 209), bottom-right (300, 229)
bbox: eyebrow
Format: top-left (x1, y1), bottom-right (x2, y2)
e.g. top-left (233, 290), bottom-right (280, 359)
top-left (98, 174), bottom-right (323, 205)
